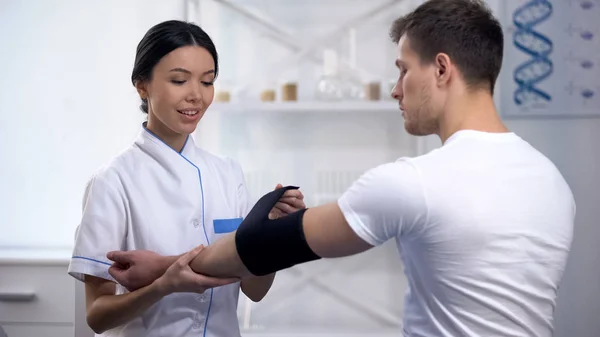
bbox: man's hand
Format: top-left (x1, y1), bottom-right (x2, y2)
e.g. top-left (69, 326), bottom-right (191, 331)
top-left (107, 250), bottom-right (173, 291)
top-left (153, 245), bottom-right (240, 294)
top-left (269, 184), bottom-right (306, 219)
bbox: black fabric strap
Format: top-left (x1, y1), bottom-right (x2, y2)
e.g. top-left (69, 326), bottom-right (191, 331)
top-left (235, 186), bottom-right (322, 276)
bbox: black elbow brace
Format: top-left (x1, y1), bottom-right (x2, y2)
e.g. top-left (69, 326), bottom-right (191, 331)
top-left (235, 186), bottom-right (322, 276)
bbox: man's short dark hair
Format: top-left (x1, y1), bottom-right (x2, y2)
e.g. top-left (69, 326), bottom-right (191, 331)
top-left (390, 0), bottom-right (503, 94)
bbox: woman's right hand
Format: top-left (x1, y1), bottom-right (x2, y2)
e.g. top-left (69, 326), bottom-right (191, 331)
top-left (154, 245), bottom-right (240, 295)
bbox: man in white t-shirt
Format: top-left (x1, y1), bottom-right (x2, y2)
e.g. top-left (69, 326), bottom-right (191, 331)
top-left (107, 0), bottom-right (575, 336)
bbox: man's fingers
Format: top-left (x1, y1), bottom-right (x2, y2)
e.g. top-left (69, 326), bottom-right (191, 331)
top-left (177, 245), bottom-right (205, 265)
top-left (106, 251), bottom-right (133, 264)
top-left (112, 261), bottom-right (129, 270)
top-left (274, 183), bottom-right (283, 190)
top-left (108, 264), bottom-right (128, 283)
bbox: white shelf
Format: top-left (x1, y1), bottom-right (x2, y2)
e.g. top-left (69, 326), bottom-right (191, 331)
top-left (0, 247), bottom-right (72, 265)
top-left (209, 101), bottom-right (399, 114)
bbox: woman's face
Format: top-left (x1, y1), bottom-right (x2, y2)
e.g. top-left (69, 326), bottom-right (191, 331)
top-left (138, 45), bottom-right (215, 141)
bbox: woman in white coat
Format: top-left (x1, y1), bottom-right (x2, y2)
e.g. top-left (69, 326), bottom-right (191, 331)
top-left (67, 20), bottom-right (305, 337)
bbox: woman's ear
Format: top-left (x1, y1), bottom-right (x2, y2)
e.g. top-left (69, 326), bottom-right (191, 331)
top-left (134, 80), bottom-right (148, 100)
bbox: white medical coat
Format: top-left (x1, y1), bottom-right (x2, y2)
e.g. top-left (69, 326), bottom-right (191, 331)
top-left (68, 125), bottom-right (253, 337)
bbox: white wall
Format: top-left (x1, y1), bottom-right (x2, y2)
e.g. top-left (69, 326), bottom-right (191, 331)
top-left (511, 119), bottom-right (600, 337)
top-left (0, 0), bottom-right (186, 249)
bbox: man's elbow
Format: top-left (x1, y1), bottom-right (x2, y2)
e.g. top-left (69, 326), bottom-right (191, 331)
top-left (86, 312), bottom-right (107, 335)
top-left (246, 292), bottom-right (266, 302)
top-left (241, 283), bottom-right (271, 302)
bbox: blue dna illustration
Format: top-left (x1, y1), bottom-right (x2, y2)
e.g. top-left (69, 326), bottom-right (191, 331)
top-left (580, 0), bottom-right (594, 9)
top-left (512, 0), bottom-right (554, 106)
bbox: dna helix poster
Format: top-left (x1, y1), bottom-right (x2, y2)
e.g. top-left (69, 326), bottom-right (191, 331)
top-left (499, 0), bottom-right (599, 117)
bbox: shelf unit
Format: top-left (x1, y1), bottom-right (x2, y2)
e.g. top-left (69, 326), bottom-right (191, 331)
top-left (208, 101), bottom-right (400, 114)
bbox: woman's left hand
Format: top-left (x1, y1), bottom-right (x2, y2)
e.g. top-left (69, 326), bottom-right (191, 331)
top-left (269, 184), bottom-right (306, 219)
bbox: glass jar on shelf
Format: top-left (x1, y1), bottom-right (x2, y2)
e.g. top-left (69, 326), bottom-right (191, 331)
top-left (386, 78), bottom-right (398, 100)
top-left (315, 49), bottom-right (345, 101)
top-left (364, 79), bottom-right (382, 101)
top-left (259, 78), bottom-right (277, 102)
top-left (279, 70), bottom-right (299, 102)
top-left (214, 78), bottom-right (232, 103)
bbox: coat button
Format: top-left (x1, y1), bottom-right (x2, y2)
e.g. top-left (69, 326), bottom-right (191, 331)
top-left (196, 292), bottom-right (209, 303)
top-left (192, 219), bottom-right (200, 228)
top-left (192, 320), bottom-right (203, 330)
top-left (192, 313), bottom-right (206, 330)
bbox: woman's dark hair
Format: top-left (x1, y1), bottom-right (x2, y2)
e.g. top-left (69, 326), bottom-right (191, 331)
top-left (131, 20), bottom-right (219, 113)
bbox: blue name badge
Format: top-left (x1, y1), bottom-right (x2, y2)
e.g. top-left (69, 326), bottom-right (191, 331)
top-left (213, 218), bottom-right (243, 234)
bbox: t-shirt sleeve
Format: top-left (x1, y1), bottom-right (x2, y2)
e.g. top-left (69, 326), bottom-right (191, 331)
top-left (67, 174), bottom-right (127, 283)
top-left (337, 159), bottom-right (428, 247)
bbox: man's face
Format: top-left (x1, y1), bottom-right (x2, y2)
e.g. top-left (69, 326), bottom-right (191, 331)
top-left (391, 36), bottom-right (441, 136)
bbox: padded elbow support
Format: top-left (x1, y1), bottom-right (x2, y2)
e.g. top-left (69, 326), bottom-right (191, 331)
top-left (235, 186), bottom-right (322, 276)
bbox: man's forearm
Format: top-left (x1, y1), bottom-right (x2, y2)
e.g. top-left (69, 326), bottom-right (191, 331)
top-left (190, 232), bottom-right (253, 278)
top-left (189, 208), bottom-right (321, 278)
top-left (188, 186), bottom-right (322, 278)
top-left (155, 255), bottom-right (179, 278)
top-left (186, 236), bottom-right (275, 301)
top-left (86, 281), bottom-right (169, 334)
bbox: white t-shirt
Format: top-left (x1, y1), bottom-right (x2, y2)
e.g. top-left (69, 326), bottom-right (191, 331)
top-left (338, 130), bottom-right (575, 337)
top-left (68, 125), bottom-right (253, 337)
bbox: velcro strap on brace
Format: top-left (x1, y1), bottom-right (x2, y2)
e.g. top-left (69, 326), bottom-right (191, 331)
top-left (235, 186), bottom-right (321, 276)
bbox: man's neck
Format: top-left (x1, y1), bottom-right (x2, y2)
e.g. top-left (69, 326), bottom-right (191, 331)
top-left (438, 89), bottom-right (508, 144)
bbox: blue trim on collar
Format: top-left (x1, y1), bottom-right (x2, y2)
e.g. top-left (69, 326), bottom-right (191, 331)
top-left (142, 122), bottom-right (190, 154)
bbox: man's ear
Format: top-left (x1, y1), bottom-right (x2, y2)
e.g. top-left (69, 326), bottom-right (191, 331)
top-left (434, 53), bottom-right (452, 87)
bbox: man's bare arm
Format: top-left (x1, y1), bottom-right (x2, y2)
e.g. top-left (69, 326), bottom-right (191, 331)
top-left (240, 273), bottom-right (276, 302)
top-left (189, 232), bottom-right (248, 278)
top-left (189, 202), bottom-right (373, 278)
top-left (84, 275), bottom-right (168, 334)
